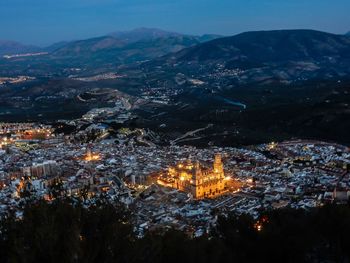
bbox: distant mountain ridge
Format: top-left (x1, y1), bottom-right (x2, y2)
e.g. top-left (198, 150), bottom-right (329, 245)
top-left (0, 40), bottom-right (41, 56)
top-left (108, 28), bottom-right (183, 43)
top-left (163, 30), bottom-right (350, 63)
top-left (0, 28), bottom-right (221, 58)
top-left (50, 28), bottom-right (221, 57)
top-left (2, 29), bottom-right (349, 83)
top-left (147, 29), bottom-right (350, 84)
top-left (44, 41), bottom-right (71, 53)
top-left (0, 28), bottom-right (223, 74)
top-left (45, 28), bottom-right (222, 65)
top-left (108, 28), bottom-right (221, 44)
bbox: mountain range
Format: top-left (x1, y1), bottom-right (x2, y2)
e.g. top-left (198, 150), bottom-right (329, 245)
top-left (0, 40), bottom-right (41, 56)
top-left (0, 28), bottom-right (221, 57)
top-left (147, 29), bottom-right (350, 85)
top-left (167, 30), bottom-right (350, 63)
top-left (48, 29), bottom-right (222, 66)
top-left (108, 27), bottom-right (184, 43)
top-left (0, 28), bottom-right (222, 76)
top-left (1, 28), bottom-right (350, 145)
top-left (1, 28), bottom-right (349, 85)
top-left (49, 35), bottom-right (205, 64)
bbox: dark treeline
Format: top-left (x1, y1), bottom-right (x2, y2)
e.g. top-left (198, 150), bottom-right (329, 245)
top-left (1, 199), bottom-right (350, 263)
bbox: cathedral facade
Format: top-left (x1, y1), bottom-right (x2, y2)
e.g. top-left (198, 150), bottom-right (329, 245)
top-left (165, 154), bottom-right (226, 199)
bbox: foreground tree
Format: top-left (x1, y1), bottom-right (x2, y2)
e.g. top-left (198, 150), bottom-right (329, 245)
top-left (1, 201), bottom-right (350, 262)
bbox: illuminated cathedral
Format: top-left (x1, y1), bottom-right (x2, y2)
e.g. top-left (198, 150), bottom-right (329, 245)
top-left (159, 154), bottom-right (226, 199)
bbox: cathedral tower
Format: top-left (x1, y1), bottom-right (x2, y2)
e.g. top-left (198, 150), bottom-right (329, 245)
top-left (214, 153), bottom-right (224, 175)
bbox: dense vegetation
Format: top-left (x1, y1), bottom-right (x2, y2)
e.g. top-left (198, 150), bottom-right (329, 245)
top-left (132, 79), bottom-right (350, 147)
top-left (1, 199), bottom-right (350, 263)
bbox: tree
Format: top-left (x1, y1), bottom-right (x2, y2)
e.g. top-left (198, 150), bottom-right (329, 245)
top-left (48, 178), bottom-right (64, 199)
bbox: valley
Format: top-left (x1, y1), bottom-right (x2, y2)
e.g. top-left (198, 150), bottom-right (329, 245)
top-left (0, 29), bottom-right (349, 147)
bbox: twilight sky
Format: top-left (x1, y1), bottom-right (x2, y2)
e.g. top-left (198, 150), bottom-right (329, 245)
top-left (0, 0), bottom-right (349, 46)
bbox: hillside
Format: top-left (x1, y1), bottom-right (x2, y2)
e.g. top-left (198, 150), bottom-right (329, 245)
top-left (0, 29), bottom-right (220, 75)
top-left (171, 30), bottom-right (350, 62)
top-left (1, 30), bottom-right (350, 146)
top-left (50, 35), bottom-right (202, 63)
top-left (0, 40), bottom-right (41, 56)
top-left (148, 30), bottom-right (350, 84)
top-left (50, 28), bottom-right (221, 63)
top-left (108, 27), bottom-right (182, 43)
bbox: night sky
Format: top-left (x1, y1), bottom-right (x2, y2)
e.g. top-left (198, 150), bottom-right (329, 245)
top-left (1, 0), bottom-right (349, 46)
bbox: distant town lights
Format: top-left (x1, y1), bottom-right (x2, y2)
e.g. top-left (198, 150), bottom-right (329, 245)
top-left (246, 178), bottom-right (253, 184)
top-left (85, 150), bottom-right (101, 161)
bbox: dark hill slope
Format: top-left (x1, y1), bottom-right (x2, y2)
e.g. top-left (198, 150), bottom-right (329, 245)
top-left (147, 30), bottom-right (350, 85)
top-left (0, 40), bottom-right (41, 56)
top-left (170, 30), bottom-right (350, 63)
